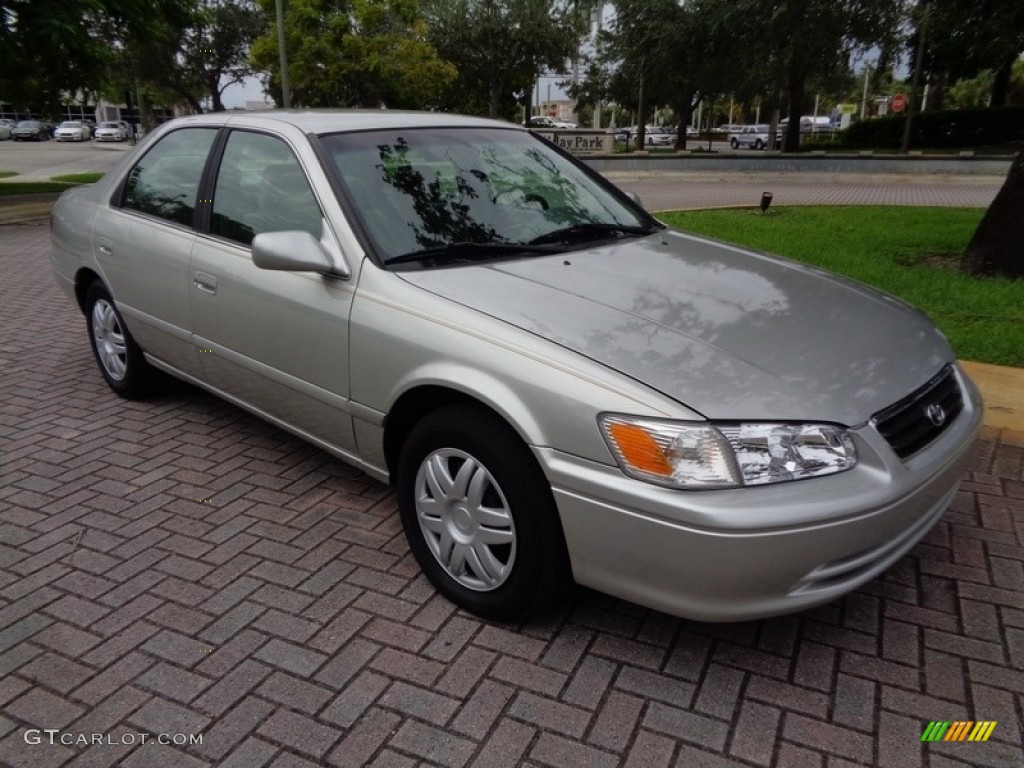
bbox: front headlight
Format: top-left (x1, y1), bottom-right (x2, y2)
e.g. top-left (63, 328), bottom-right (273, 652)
top-left (600, 415), bottom-right (857, 489)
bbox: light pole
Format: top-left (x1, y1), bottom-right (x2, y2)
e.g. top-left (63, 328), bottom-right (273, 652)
top-left (901, 7), bottom-right (929, 154)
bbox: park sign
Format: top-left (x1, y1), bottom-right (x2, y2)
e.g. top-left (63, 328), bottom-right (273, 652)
top-left (533, 129), bottom-right (613, 155)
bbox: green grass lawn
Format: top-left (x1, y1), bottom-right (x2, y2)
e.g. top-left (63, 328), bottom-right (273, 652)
top-left (0, 181), bottom-right (76, 195)
top-left (0, 172), bottom-right (104, 196)
top-left (50, 172), bottom-right (105, 184)
top-left (657, 206), bottom-right (1024, 367)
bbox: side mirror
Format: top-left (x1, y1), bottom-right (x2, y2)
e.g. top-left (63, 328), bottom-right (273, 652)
top-left (252, 230), bottom-right (349, 277)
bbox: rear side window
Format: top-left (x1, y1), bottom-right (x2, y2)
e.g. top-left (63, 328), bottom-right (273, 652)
top-left (210, 131), bottom-right (323, 246)
top-left (122, 128), bottom-right (217, 227)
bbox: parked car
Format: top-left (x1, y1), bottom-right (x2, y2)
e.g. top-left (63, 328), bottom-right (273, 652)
top-left (780, 116), bottom-right (834, 132)
top-left (12, 120), bottom-right (49, 141)
top-left (643, 126), bottom-right (675, 146)
top-left (0, 121), bottom-right (11, 140)
top-left (618, 126), bottom-right (674, 147)
top-left (51, 111), bottom-right (982, 622)
top-left (730, 124), bottom-right (781, 150)
top-left (95, 121), bottom-right (128, 142)
top-left (54, 120), bottom-right (91, 141)
top-left (527, 115), bottom-right (575, 129)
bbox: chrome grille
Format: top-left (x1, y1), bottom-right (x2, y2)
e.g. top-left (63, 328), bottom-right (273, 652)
top-left (872, 365), bottom-right (963, 459)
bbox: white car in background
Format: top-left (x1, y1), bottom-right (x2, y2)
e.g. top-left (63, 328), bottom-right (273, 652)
top-left (528, 116), bottom-right (576, 129)
top-left (730, 124), bottom-right (781, 150)
top-left (54, 121), bottom-right (91, 142)
top-left (0, 120), bottom-right (12, 140)
top-left (95, 122), bottom-right (128, 142)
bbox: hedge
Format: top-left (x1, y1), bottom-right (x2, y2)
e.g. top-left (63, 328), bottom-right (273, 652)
top-left (843, 106), bottom-right (1024, 149)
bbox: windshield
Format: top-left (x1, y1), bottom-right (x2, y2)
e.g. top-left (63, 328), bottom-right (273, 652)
top-left (60, 122), bottom-right (81, 128)
top-left (319, 127), bottom-right (654, 266)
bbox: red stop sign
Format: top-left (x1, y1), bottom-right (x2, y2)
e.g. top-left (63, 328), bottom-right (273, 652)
top-left (891, 93), bottom-right (906, 113)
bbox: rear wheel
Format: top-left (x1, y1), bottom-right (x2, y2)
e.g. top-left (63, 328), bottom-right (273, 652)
top-left (85, 282), bottom-right (154, 398)
top-left (396, 404), bottom-right (571, 621)
top-left (730, 137), bottom-right (739, 149)
top-left (754, 139), bottom-right (764, 150)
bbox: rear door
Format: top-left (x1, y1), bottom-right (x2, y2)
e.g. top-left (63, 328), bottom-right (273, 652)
top-left (94, 126), bottom-right (219, 377)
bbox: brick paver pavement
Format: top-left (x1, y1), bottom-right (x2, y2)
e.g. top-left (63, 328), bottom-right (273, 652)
top-left (1, 221), bottom-right (1022, 768)
top-left (604, 171), bottom-right (1003, 212)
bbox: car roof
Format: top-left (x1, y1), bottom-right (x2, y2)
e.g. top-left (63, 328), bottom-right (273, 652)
top-left (166, 110), bottom-right (522, 135)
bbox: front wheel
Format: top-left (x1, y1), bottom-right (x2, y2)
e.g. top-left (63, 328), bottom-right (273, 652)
top-left (85, 282), bottom-right (154, 398)
top-left (396, 405), bottom-right (571, 621)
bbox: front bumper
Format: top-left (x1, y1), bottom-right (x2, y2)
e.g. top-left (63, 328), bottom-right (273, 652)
top-left (541, 367), bottom-right (983, 621)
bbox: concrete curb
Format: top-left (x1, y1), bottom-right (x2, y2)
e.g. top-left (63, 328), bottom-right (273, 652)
top-left (961, 360), bottom-right (1024, 432)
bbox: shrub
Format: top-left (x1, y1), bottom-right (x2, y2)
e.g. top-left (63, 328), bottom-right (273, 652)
top-left (844, 106), bottom-right (1024, 149)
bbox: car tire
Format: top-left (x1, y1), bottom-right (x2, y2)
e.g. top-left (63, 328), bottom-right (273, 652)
top-left (754, 139), bottom-right (764, 150)
top-left (730, 137), bottom-right (738, 149)
top-left (396, 404), bottom-right (571, 621)
top-left (85, 282), bottom-right (154, 398)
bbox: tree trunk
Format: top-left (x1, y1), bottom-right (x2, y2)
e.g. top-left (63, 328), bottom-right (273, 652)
top-left (784, 70), bottom-right (804, 153)
top-left (209, 74), bottom-right (224, 112)
top-left (990, 57), bottom-right (1013, 108)
top-left (634, 70), bottom-right (646, 152)
top-left (961, 150), bottom-right (1024, 279)
top-left (672, 93), bottom-right (695, 151)
top-left (488, 82), bottom-right (501, 119)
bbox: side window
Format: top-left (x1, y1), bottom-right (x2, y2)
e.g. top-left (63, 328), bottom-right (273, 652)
top-left (122, 128), bottom-right (217, 226)
top-left (211, 131), bottom-right (323, 247)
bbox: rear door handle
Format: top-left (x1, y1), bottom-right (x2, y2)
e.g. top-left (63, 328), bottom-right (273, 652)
top-left (194, 272), bottom-right (218, 295)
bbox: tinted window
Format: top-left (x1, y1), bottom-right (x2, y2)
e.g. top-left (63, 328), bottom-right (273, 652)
top-left (123, 128), bottom-right (217, 227)
top-left (211, 131), bottom-right (323, 246)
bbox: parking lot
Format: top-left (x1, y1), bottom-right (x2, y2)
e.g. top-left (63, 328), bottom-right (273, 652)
top-left (0, 140), bottom-right (129, 181)
top-left (1, 165), bottom-right (1022, 766)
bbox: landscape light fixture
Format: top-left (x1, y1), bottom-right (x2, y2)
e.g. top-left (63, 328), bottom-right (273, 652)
top-left (760, 191), bottom-right (773, 213)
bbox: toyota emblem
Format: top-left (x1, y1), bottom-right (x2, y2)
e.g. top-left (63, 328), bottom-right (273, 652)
top-left (925, 403), bottom-right (946, 426)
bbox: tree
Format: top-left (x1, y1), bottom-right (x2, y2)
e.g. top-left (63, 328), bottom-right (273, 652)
top-left (190, 0), bottom-right (265, 112)
top-left (604, 0), bottom-right (761, 150)
top-left (923, 0), bottom-right (1024, 107)
top-left (113, 0), bottom-right (231, 115)
top-left (757, 0), bottom-right (905, 152)
top-left (251, 0), bottom-right (456, 108)
top-left (422, 0), bottom-right (588, 119)
top-left (0, 0), bottom-right (169, 113)
top-left (960, 150), bottom-right (1024, 279)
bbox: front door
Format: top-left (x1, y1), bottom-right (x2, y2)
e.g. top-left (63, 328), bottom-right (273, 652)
top-left (189, 128), bottom-right (358, 455)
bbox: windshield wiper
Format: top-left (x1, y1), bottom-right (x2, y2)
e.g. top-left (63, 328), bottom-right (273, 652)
top-left (528, 222), bottom-right (658, 246)
top-left (386, 241), bottom-right (563, 266)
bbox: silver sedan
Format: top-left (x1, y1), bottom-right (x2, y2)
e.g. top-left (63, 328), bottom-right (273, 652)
top-left (50, 111), bottom-right (983, 622)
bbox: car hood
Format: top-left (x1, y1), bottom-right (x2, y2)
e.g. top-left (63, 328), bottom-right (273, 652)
top-left (398, 230), bottom-right (952, 425)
